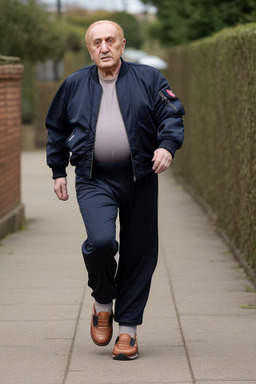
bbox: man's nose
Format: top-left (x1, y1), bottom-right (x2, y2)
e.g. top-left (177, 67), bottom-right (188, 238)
top-left (101, 40), bottom-right (109, 53)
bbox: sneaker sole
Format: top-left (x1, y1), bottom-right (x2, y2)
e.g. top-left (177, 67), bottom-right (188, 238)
top-left (112, 352), bottom-right (138, 361)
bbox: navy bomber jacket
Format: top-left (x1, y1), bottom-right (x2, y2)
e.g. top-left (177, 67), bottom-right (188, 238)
top-left (46, 59), bottom-right (185, 181)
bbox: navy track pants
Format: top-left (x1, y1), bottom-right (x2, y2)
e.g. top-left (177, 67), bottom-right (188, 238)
top-left (75, 160), bottom-right (158, 325)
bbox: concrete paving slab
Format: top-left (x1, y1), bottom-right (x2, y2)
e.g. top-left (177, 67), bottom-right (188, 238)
top-left (181, 315), bottom-right (256, 381)
top-left (170, 280), bottom-right (256, 316)
top-left (68, 318), bottom-right (191, 384)
top-left (158, 256), bottom-right (244, 283)
top-left (1, 346), bottom-right (66, 384)
top-left (0, 271), bottom-right (86, 289)
top-left (199, 382), bottom-right (256, 384)
top-left (0, 303), bottom-right (81, 321)
top-left (0, 319), bottom-right (75, 384)
top-left (65, 369), bottom-right (191, 384)
top-left (0, 286), bottom-right (84, 306)
top-left (0, 319), bottom-right (75, 345)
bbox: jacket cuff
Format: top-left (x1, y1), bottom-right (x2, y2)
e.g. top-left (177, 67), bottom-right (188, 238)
top-left (159, 140), bottom-right (178, 158)
top-left (52, 167), bottom-right (67, 179)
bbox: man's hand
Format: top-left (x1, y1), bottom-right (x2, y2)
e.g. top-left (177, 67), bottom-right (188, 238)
top-left (152, 148), bottom-right (172, 174)
top-left (54, 177), bottom-right (69, 201)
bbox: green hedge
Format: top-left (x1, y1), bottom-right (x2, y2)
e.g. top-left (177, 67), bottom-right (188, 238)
top-left (165, 23), bottom-right (256, 273)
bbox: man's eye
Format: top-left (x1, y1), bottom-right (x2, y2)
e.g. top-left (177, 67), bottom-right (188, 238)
top-left (108, 39), bottom-right (113, 44)
top-left (95, 41), bottom-right (100, 46)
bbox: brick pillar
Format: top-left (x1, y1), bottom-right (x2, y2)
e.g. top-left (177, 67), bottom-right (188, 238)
top-left (0, 64), bottom-right (25, 239)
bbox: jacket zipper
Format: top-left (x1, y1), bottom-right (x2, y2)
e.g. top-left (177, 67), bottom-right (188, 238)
top-left (89, 87), bottom-right (103, 179)
top-left (115, 83), bottom-right (137, 182)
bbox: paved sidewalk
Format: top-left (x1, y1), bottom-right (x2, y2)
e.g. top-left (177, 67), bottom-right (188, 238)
top-left (0, 151), bottom-right (256, 384)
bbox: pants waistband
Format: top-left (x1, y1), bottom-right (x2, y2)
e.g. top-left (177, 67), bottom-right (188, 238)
top-left (93, 158), bottom-right (132, 171)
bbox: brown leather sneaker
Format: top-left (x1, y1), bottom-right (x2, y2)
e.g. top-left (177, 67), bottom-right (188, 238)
top-left (90, 304), bottom-right (113, 346)
top-left (112, 333), bottom-right (138, 360)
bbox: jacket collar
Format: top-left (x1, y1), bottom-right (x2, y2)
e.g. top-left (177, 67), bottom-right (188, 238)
top-left (91, 58), bottom-right (129, 83)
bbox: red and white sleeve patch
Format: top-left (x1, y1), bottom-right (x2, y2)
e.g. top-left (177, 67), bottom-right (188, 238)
top-left (166, 89), bottom-right (176, 97)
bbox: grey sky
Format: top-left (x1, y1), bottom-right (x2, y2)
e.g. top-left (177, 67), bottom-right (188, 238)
top-left (40, 0), bottom-right (156, 14)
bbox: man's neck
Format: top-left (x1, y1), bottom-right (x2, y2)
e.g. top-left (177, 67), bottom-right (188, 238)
top-left (98, 60), bottom-right (121, 80)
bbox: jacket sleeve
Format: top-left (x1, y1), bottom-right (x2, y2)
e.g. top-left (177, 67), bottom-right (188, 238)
top-left (154, 72), bottom-right (185, 157)
top-left (45, 80), bottom-right (72, 179)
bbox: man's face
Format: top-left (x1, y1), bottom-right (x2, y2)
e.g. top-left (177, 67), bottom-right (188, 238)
top-left (87, 22), bottom-right (126, 73)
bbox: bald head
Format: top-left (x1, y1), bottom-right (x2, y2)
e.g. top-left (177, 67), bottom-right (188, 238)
top-left (85, 19), bottom-right (126, 78)
top-left (85, 20), bottom-right (124, 46)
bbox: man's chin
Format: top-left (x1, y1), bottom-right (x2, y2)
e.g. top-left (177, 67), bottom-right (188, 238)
top-left (97, 59), bottom-right (122, 75)
top-left (100, 61), bottom-right (113, 67)
top-left (99, 61), bottom-right (116, 70)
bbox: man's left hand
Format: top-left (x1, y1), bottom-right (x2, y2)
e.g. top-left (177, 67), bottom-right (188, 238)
top-left (152, 148), bottom-right (172, 174)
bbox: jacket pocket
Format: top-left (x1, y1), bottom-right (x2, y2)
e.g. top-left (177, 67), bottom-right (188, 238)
top-left (66, 128), bottom-right (87, 163)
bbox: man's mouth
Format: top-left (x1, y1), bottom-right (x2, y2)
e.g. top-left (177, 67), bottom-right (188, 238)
top-left (100, 56), bottom-right (111, 61)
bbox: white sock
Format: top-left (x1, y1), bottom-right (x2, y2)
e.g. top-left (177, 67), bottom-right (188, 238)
top-left (119, 325), bottom-right (137, 338)
top-left (95, 300), bottom-right (112, 314)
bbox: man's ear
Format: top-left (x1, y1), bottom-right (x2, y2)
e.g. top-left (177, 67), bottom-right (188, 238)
top-left (87, 46), bottom-right (93, 61)
top-left (121, 39), bottom-right (126, 54)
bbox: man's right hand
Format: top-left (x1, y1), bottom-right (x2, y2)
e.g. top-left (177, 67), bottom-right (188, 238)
top-left (54, 177), bottom-right (69, 201)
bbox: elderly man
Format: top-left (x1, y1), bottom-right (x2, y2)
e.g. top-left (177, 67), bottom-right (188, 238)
top-left (46, 20), bottom-right (185, 360)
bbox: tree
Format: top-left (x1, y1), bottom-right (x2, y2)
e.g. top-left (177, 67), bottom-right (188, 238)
top-left (142, 0), bottom-right (256, 45)
top-left (64, 8), bottom-right (111, 53)
top-left (108, 12), bottom-right (144, 49)
top-left (0, 0), bottom-right (65, 62)
top-left (65, 9), bottom-right (144, 50)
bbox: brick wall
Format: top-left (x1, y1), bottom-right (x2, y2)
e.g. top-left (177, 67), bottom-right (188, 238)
top-left (0, 64), bottom-right (25, 238)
